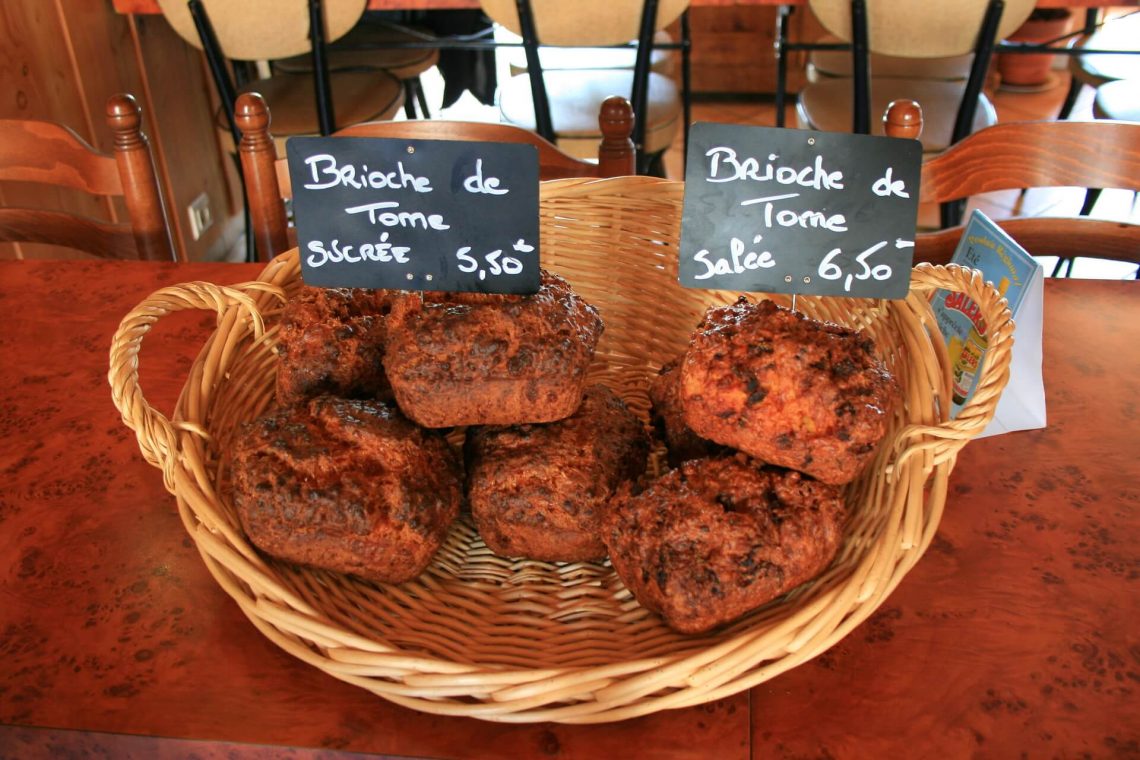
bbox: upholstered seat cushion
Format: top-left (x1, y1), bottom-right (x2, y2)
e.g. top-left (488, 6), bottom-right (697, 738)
top-left (807, 35), bottom-right (976, 82)
top-left (215, 70), bottom-right (404, 154)
top-left (796, 76), bottom-right (996, 153)
top-left (498, 69), bottom-right (680, 158)
top-left (1093, 79), bottom-right (1140, 122)
top-left (500, 29), bottom-right (675, 77)
top-left (271, 21), bottom-right (439, 80)
top-left (1069, 12), bottom-right (1140, 86)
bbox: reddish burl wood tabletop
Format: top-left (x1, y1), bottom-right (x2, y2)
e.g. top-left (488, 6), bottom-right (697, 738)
top-left (0, 260), bottom-right (1136, 758)
top-left (750, 279), bottom-right (1140, 758)
top-left (0, 260), bottom-right (748, 760)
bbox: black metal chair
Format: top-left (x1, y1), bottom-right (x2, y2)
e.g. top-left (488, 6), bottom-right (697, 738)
top-left (270, 11), bottom-right (442, 121)
top-left (158, 0), bottom-right (404, 149)
top-left (157, 0), bottom-right (405, 260)
top-left (479, 0), bottom-right (691, 177)
top-left (794, 0), bottom-right (1037, 227)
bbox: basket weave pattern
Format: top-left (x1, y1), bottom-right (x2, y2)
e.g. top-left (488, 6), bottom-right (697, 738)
top-left (109, 177), bottom-right (1013, 723)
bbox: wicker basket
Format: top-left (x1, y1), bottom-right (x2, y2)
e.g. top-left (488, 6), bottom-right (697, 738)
top-left (109, 176), bottom-right (1013, 724)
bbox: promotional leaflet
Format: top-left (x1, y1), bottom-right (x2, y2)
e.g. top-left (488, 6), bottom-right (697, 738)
top-left (931, 209), bottom-right (1046, 436)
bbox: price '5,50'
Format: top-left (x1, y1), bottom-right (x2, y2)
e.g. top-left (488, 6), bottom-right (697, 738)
top-left (818, 239), bottom-right (909, 292)
top-left (456, 240), bottom-right (531, 281)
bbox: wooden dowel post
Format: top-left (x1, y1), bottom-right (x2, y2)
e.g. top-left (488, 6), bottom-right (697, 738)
top-left (236, 93), bottom-right (291, 262)
top-left (106, 93), bottom-right (175, 261)
top-left (598, 96), bottom-right (636, 178)
top-left (883, 99), bottom-right (924, 141)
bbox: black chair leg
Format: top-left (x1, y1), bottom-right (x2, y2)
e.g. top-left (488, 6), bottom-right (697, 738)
top-left (774, 5), bottom-right (791, 128)
top-left (681, 10), bottom-right (691, 159)
top-left (308, 0), bottom-right (336, 134)
top-left (940, 198), bottom-right (966, 229)
top-left (851, 0), bottom-right (871, 134)
top-left (1053, 188), bottom-right (1105, 274)
top-left (242, 193), bottom-right (256, 263)
top-left (1078, 188), bottom-right (1102, 216)
top-left (645, 151), bottom-right (667, 178)
top-left (403, 81), bottom-right (418, 119)
top-left (1057, 78), bottom-right (1083, 120)
top-left (414, 77), bottom-right (431, 119)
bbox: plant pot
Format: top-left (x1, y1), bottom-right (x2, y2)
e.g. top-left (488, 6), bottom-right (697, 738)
top-left (997, 9), bottom-right (1074, 88)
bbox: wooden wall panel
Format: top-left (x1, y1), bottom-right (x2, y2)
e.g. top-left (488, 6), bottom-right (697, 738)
top-left (52, 0), bottom-right (144, 154)
top-left (0, 1), bottom-right (106, 260)
top-left (0, 0), bottom-right (239, 262)
top-left (54, 0), bottom-right (146, 239)
top-left (131, 13), bottom-right (235, 262)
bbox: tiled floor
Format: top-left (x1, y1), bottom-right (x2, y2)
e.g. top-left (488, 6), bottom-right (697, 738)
top-left (420, 62), bottom-right (1138, 279)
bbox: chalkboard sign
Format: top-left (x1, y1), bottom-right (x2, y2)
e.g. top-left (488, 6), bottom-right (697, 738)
top-left (286, 137), bottom-right (540, 294)
top-left (679, 122), bottom-right (921, 300)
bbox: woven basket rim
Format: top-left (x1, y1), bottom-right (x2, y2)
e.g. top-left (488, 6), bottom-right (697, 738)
top-left (108, 176), bottom-right (1014, 723)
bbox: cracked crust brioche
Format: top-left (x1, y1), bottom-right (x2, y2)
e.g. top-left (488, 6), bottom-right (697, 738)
top-left (648, 356), bottom-right (725, 468)
top-left (602, 455), bottom-right (846, 634)
top-left (229, 396), bottom-right (462, 584)
top-left (382, 270), bottom-right (603, 428)
top-left (275, 286), bottom-right (397, 406)
top-left (680, 298), bottom-right (898, 485)
top-left (466, 384), bottom-right (649, 562)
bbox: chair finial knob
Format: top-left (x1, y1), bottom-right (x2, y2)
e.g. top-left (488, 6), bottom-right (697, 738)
top-left (599, 95), bottom-right (634, 142)
top-left (235, 92), bottom-right (271, 135)
top-left (106, 93), bottom-right (144, 149)
top-left (883, 99), bottom-right (923, 140)
top-left (235, 92), bottom-right (274, 152)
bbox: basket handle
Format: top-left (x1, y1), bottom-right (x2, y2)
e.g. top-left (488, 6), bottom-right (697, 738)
top-left (108, 280), bottom-right (284, 489)
top-left (895, 263), bottom-right (1015, 469)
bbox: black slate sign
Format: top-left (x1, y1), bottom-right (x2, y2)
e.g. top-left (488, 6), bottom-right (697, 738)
top-left (679, 122), bottom-right (921, 299)
top-left (286, 136), bottom-right (540, 294)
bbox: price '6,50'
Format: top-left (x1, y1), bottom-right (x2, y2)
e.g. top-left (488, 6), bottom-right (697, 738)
top-left (456, 240), bottom-right (530, 281)
top-left (818, 240), bottom-right (899, 292)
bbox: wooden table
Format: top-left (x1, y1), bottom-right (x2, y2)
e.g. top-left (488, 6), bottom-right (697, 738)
top-left (0, 259), bottom-right (1137, 758)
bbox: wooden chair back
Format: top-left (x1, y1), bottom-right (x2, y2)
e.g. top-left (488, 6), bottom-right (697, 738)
top-left (235, 91), bottom-right (637, 261)
top-left (883, 99), bottom-right (1140, 266)
top-left (0, 93), bottom-right (174, 261)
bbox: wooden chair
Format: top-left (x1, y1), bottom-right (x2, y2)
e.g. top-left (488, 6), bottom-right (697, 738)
top-left (1054, 11), bottom-right (1140, 240)
top-left (235, 91), bottom-right (637, 261)
top-left (882, 99), bottom-right (1140, 273)
top-left (479, 0), bottom-right (689, 177)
top-left (0, 93), bottom-right (174, 261)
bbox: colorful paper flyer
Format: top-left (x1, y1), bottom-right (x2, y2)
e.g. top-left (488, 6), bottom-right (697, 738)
top-left (931, 210), bottom-right (1046, 436)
